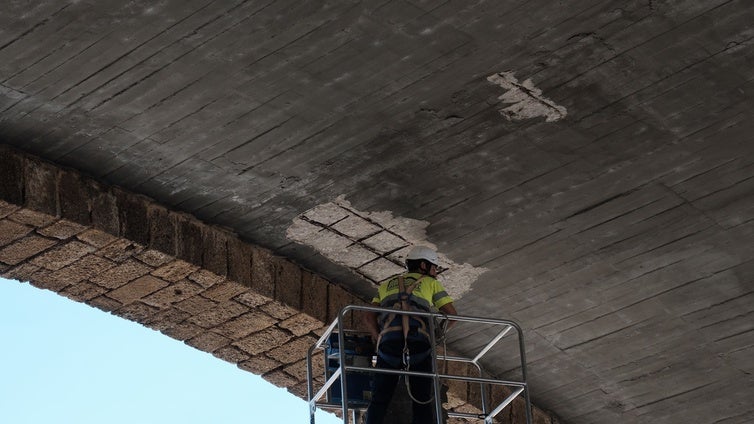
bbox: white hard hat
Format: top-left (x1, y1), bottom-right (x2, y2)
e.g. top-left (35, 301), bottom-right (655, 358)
top-left (406, 245), bottom-right (439, 265)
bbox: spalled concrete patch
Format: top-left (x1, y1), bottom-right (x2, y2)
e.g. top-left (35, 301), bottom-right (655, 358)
top-left (286, 196), bottom-right (486, 299)
top-left (487, 72), bottom-right (567, 122)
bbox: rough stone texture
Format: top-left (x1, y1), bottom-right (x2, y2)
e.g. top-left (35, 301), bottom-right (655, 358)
top-left (0, 151), bottom-right (566, 424)
top-left (0, 235), bottom-right (58, 265)
top-left (108, 275), bottom-right (171, 305)
top-left (37, 219), bottom-right (86, 240)
top-left (301, 272), bottom-right (328, 323)
top-left (280, 313), bottom-right (326, 337)
top-left (0, 220), bottom-right (32, 246)
top-left (152, 260), bottom-right (199, 283)
top-left (30, 241), bottom-right (95, 270)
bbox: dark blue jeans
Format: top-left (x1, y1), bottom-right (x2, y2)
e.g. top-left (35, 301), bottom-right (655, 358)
top-left (365, 354), bottom-right (434, 424)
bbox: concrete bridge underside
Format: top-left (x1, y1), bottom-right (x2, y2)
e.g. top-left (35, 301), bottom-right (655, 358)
top-left (1, 1), bottom-right (753, 423)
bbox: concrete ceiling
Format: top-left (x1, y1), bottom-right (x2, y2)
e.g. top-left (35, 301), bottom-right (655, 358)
top-left (1, 1), bottom-right (753, 423)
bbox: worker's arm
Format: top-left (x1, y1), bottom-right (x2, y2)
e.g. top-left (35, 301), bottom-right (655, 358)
top-left (439, 302), bottom-right (458, 328)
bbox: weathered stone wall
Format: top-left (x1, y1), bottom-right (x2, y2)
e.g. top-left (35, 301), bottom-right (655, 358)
top-left (0, 145), bottom-right (558, 423)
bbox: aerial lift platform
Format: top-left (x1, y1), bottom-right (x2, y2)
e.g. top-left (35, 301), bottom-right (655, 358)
top-left (307, 305), bottom-right (532, 424)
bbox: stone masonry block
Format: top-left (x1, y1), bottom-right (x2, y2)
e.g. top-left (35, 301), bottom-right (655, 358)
top-left (0, 234), bottom-right (57, 265)
top-left (213, 346), bottom-right (250, 365)
top-left (60, 281), bottom-right (108, 302)
top-left (28, 267), bottom-right (69, 292)
top-left (468, 373), bottom-right (489, 411)
top-left (328, 283), bottom-right (358, 328)
top-left (152, 259), bottom-right (199, 282)
top-left (262, 369), bottom-right (298, 389)
top-left (251, 247), bottom-right (275, 298)
top-left (108, 275), bottom-right (170, 305)
top-left (58, 170), bottom-right (92, 225)
top-left (162, 321), bottom-right (203, 341)
top-left (134, 249), bottom-right (173, 268)
top-left (0, 219), bottom-right (32, 247)
top-left (200, 280), bottom-right (247, 302)
top-left (24, 157), bottom-right (57, 216)
top-left (239, 355), bottom-right (281, 375)
top-left (286, 355), bottom-right (324, 387)
top-left (444, 392), bottom-right (467, 411)
top-left (509, 397), bottom-right (529, 424)
top-left (286, 382), bottom-right (310, 400)
top-left (91, 190), bottom-right (119, 235)
top-left (279, 313), bottom-right (325, 337)
top-left (30, 240), bottom-right (95, 270)
top-left (2, 263), bottom-right (41, 283)
top-left (266, 336), bottom-right (317, 365)
top-left (86, 295), bottom-right (122, 313)
top-left (175, 295), bottom-right (217, 315)
top-left (187, 300), bottom-right (247, 328)
top-left (186, 331), bottom-right (231, 353)
top-left (227, 236), bottom-right (252, 286)
top-left (488, 385), bottom-right (514, 414)
top-left (0, 201), bottom-right (20, 218)
top-left (212, 311), bottom-right (277, 340)
top-left (8, 209), bottom-right (56, 227)
top-left (51, 254), bottom-right (116, 286)
top-left (283, 358), bottom-right (311, 381)
top-left (112, 301), bottom-right (160, 324)
top-left (234, 327), bottom-right (292, 355)
top-left (96, 238), bottom-right (144, 262)
top-left (275, 258), bottom-right (302, 309)
top-left (188, 268), bottom-right (224, 289)
top-left (445, 360), bottom-right (472, 404)
top-left (175, 215), bottom-right (203, 264)
top-left (144, 307), bottom-right (191, 332)
top-left (38, 219), bottom-right (87, 240)
top-left (260, 300), bottom-right (297, 320)
top-left (302, 273), bottom-right (328, 323)
top-left (234, 290), bottom-right (270, 308)
top-left (90, 259), bottom-right (151, 289)
top-left (76, 228), bottom-right (118, 248)
top-left (202, 226), bottom-right (228, 277)
top-left (0, 147), bottom-right (24, 205)
top-left (143, 279), bottom-right (204, 308)
top-left (114, 188), bottom-right (149, 246)
top-left (147, 205), bottom-right (176, 256)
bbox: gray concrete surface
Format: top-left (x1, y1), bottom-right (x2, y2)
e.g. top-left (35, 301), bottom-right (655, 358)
top-left (1, 1), bottom-right (753, 423)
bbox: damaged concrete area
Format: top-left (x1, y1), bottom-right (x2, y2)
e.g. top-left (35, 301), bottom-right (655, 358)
top-left (486, 72), bottom-right (567, 122)
top-left (287, 195), bottom-right (487, 299)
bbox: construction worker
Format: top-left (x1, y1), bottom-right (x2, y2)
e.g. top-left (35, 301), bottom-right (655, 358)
top-left (364, 245), bottom-right (458, 424)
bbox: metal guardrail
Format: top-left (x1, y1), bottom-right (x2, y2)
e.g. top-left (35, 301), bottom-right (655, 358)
top-left (306, 305), bottom-right (532, 424)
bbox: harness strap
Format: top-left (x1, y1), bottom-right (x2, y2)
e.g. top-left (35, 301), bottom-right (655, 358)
top-left (378, 274), bottom-right (437, 405)
top-left (399, 275), bottom-right (422, 366)
top-left (375, 275), bottom-right (427, 364)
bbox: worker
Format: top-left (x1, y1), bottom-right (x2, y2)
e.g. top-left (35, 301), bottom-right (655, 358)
top-left (364, 245), bottom-right (458, 424)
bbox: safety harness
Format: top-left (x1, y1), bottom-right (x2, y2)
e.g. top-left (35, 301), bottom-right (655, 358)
top-left (375, 275), bottom-right (437, 405)
top-left (376, 275), bottom-right (447, 404)
top-left (376, 275), bottom-right (432, 364)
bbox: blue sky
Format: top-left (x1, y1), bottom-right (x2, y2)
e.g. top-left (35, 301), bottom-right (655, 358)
top-left (0, 277), bottom-right (341, 424)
